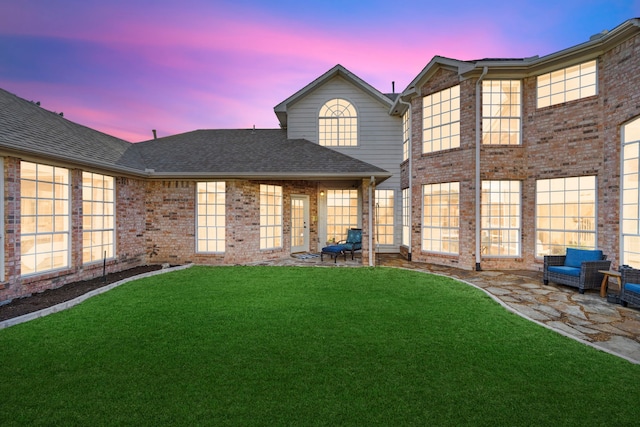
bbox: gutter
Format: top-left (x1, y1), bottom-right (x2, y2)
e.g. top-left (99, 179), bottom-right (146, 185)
top-left (397, 96), bottom-right (412, 261)
top-left (475, 66), bottom-right (488, 271)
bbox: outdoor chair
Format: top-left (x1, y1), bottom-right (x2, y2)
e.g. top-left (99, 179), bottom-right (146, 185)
top-left (320, 228), bottom-right (362, 263)
top-left (543, 248), bottom-right (611, 294)
top-left (338, 228), bottom-right (362, 260)
top-left (620, 266), bottom-right (640, 308)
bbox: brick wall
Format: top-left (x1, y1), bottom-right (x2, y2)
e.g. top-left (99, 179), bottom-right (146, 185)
top-left (409, 69), bottom-right (478, 270)
top-left (142, 179), bottom-right (321, 266)
top-left (405, 32), bottom-right (640, 271)
top-left (0, 169), bottom-right (327, 302)
top-left (0, 162), bottom-right (149, 303)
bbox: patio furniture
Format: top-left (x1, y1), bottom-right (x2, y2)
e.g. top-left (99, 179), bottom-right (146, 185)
top-left (543, 248), bottom-right (611, 294)
top-left (599, 269), bottom-right (622, 298)
top-left (337, 228), bottom-right (362, 260)
top-left (320, 245), bottom-right (347, 263)
top-left (620, 266), bottom-right (640, 308)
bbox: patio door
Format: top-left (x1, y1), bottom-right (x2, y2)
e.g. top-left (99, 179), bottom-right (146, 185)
top-left (291, 195), bottom-right (309, 253)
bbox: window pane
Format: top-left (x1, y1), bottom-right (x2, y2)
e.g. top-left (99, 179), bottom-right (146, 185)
top-left (535, 176), bottom-right (596, 257)
top-left (21, 161), bottom-right (70, 275)
top-left (327, 189), bottom-right (358, 243)
top-left (82, 172), bottom-right (116, 264)
top-left (260, 184), bottom-right (283, 249)
top-left (536, 60), bottom-right (597, 108)
top-left (319, 98), bottom-right (358, 146)
top-left (481, 181), bottom-right (521, 257)
top-left (422, 182), bottom-right (459, 254)
top-left (375, 190), bottom-right (395, 245)
top-left (422, 86), bottom-right (461, 154)
top-left (196, 181), bottom-right (226, 253)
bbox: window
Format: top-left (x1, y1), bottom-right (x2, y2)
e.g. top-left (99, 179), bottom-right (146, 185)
top-left (260, 184), bottom-right (282, 249)
top-left (537, 60), bottom-right (597, 108)
top-left (422, 85), bottom-right (460, 153)
top-left (402, 188), bottom-right (410, 246)
top-left (482, 80), bottom-right (521, 145)
top-left (422, 182), bottom-right (459, 254)
top-left (196, 182), bottom-right (226, 253)
top-left (622, 117), bottom-right (640, 267)
top-left (82, 172), bottom-right (115, 263)
top-left (375, 189), bottom-right (394, 245)
top-left (327, 189), bottom-right (358, 243)
top-left (319, 98), bottom-right (357, 146)
top-left (481, 181), bottom-right (521, 257)
top-left (536, 176), bottom-right (596, 257)
top-left (402, 110), bottom-right (410, 161)
top-left (20, 161), bottom-right (70, 275)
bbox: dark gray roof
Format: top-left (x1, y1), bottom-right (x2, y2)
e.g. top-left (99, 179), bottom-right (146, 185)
top-left (135, 129), bottom-right (391, 180)
top-left (0, 88), bottom-right (146, 173)
top-left (0, 88), bottom-right (390, 181)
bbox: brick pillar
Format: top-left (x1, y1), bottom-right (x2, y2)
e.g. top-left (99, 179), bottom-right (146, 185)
top-left (361, 178), bottom-right (376, 266)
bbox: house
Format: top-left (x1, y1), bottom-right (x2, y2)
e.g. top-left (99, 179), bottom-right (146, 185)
top-left (274, 65), bottom-right (403, 253)
top-left (392, 17), bottom-right (640, 271)
top-left (0, 74), bottom-right (394, 303)
top-left (2, 17), bottom-right (640, 303)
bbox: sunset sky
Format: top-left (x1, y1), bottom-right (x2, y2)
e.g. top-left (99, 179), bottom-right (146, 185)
top-left (1, 1), bottom-right (638, 142)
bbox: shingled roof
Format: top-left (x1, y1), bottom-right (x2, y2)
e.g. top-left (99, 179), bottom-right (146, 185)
top-left (134, 129), bottom-right (391, 181)
top-left (0, 88), bottom-right (146, 174)
top-left (0, 88), bottom-right (390, 182)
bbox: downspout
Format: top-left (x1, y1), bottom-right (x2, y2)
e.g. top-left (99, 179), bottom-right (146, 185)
top-left (369, 176), bottom-right (375, 266)
top-left (398, 97), bottom-right (412, 261)
top-left (475, 66), bottom-right (488, 271)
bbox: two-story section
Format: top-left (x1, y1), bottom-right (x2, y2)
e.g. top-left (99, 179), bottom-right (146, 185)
top-left (274, 65), bottom-right (403, 253)
top-left (392, 18), bottom-right (640, 271)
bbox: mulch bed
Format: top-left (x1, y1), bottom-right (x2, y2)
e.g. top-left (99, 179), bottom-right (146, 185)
top-left (0, 265), bottom-right (163, 322)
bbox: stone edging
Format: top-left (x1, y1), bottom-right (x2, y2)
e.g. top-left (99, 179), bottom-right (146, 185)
top-left (0, 263), bottom-right (194, 330)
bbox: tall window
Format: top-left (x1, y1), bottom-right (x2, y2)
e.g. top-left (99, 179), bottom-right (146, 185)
top-left (482, 80), bottom-right (521, 145)
top-left (422, 85), bottom-right (460, 153)
top-left (402, 110), bottom-right (410, 161)
top-left (402, 188), bottom-right (410, 246)
top-left (422, 182), bottom-right (459, 254)
top-left (82, 172), bottom-right (115, 263)
top-left (327, 189), bottom-right (358, 243)
top-left (375, 189), bottom-right (394, 245)
top-left (196, 182), bottom-right (226, 253)
top-left (537, 60), bottom-right (597, 108)
top-left (260, 184), bottom-right (282, 249)
top-left (319, 98), bottom-right (357, 146)
top-left (536, 176), bottom-right (596, 256)
top-left (622, 117), bottom-right (640, 267)
top-left (20, 161), bottom-right (70, 275)
top-left (481, 181), bottom-right (521, 257)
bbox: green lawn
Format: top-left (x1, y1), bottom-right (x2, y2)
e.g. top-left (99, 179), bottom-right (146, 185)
top-left (1, 266), bottom-right (638, 426)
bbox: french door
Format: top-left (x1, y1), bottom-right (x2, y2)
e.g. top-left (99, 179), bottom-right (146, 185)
top-left (291, 195), bottom-right (309, 253)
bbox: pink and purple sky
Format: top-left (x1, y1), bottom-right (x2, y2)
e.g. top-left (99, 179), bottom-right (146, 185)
top-left (1, 0), bottom-right (638, 142)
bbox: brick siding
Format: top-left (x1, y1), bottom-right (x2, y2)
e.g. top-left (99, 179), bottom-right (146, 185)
top-left (405, 32), bottom-right (640, 271)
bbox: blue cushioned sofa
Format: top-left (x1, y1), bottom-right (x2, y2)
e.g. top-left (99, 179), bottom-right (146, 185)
top-left (543, 248), bottom-right (611, 294)
top-left (620, 267), bottom-right (640, 307)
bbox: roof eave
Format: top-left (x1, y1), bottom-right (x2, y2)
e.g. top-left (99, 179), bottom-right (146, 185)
top-left (0, 144), bottom-right (148, 177)
top-left (143, 171), bottom-right (391, 186)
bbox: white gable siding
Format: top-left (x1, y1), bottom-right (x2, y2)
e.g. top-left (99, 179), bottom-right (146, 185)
top-left (286, 76), bottom-right (403, 251)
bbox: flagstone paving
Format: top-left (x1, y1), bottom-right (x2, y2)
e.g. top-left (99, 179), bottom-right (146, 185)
top-left (261, 253), bottom-right (640, 364)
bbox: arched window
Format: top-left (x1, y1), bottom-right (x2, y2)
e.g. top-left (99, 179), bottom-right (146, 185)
top-left (319, 98), bottom-right (357, 146)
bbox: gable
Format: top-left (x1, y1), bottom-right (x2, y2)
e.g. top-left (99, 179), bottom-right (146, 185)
top-left (284, 75), bottom-right (399, 144)
top-left (274, 64), bottom-right (394, 130)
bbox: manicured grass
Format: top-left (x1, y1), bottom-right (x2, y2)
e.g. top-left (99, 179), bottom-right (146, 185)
top-left (0, 266), bottom-right (638, 426)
